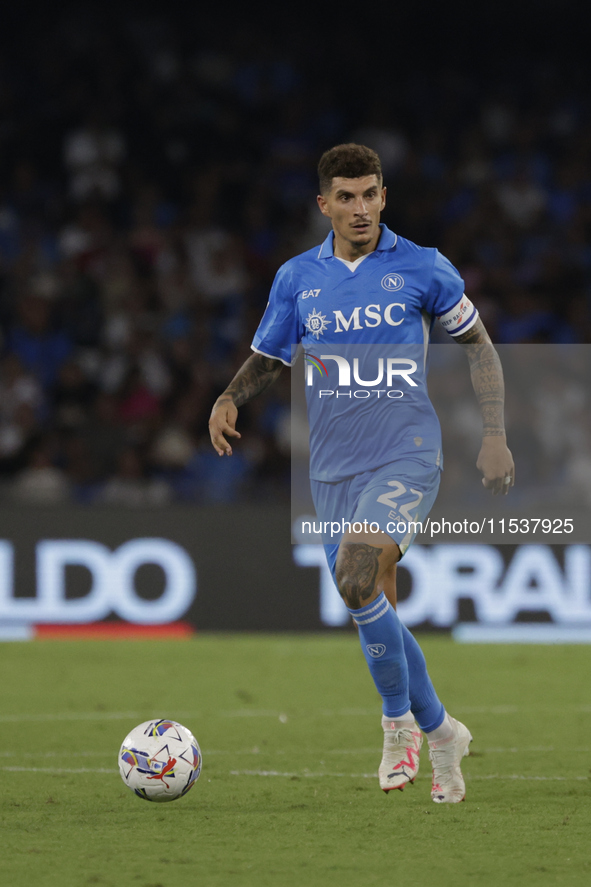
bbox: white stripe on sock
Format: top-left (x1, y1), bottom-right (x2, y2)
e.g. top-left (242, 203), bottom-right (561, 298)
top-left (353, 599), bottom-right (390, 625)
top-left (348, 594), bottom-right (386, 620)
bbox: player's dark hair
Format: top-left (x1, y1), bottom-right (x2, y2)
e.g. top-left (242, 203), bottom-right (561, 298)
top-left (318, 143), bottom-right (383, 194)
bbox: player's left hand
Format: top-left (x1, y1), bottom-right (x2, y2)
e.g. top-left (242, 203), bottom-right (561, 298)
top-left (476, 436), bottom-right (515, 495)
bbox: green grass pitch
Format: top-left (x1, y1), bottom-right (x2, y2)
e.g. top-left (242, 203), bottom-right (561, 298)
top-left (0, 634), bottom-right (589, 887)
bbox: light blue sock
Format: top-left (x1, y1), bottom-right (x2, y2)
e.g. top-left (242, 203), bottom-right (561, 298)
top-left (347, 592), bottom-right (410, 718)
top-left (401, 624), bottom-right (445, 732)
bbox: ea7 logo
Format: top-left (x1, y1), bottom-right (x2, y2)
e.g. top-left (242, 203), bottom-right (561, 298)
top-left (366, 644), bottom-right (386, 658)
top-left (302, 289), bottom-right (321, 299)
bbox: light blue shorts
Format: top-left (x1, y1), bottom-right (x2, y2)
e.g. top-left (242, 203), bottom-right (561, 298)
top-left (310, 458), bottom-right (440, 583)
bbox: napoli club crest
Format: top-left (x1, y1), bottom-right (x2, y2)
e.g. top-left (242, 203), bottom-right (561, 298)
top-left (381, 274), bottom-right (404, 292)
top-left (366, 644), bottom-right (386, 658)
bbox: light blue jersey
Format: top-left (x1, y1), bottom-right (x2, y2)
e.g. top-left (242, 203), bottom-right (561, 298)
top-left (252, 225), bottom-right (478, 482)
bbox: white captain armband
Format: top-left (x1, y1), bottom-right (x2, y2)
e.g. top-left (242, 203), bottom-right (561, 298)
top-left (437, 295), bottom-right (479, 338)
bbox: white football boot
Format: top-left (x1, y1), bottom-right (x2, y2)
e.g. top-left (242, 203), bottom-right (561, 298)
top-left (379, 715), bottom-right (423, 792)
top-left (428, 716), bottom-right (473, 803)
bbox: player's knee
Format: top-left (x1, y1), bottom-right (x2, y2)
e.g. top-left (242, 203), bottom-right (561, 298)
top-left (335, 569), bottom-right (361, 608)
top-left (335, 542), bottom-right (381, 609)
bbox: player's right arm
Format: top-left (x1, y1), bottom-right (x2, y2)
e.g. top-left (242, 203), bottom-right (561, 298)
top-left (210, 259), bottom-right (299, 455)
top-left (208, 353), bottom-right (284, 456)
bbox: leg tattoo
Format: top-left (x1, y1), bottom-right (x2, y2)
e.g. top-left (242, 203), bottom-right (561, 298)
top-left (336, 543), bottom-right (383, 609)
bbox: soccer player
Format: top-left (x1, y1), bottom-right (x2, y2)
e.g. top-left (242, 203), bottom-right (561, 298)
top-left (209, 144), bottom-right (514, 803)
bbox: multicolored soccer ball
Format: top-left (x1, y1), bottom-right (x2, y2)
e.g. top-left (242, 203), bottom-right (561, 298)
top-left (118, 719), bottom-right (202, 801)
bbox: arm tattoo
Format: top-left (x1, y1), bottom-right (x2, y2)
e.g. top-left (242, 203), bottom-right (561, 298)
top-left (455, 318), bottom-right (506, 436)
top-left (219, 353), bottom-right (284, 408)
top-left (336, 543), bottom-right (383, 609)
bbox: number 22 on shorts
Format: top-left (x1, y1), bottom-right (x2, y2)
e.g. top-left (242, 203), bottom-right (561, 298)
top-left (377, 480), bottom-right (424, 522)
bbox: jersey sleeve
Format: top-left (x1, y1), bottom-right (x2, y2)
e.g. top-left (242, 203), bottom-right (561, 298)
top-left (425, 250), bottom-right (479, 338)
top-left (251, 263), bottom-right (301, 366)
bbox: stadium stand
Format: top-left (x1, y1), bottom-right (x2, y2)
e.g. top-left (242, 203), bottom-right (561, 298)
top-left (1, 9), bottom-right (590, 505)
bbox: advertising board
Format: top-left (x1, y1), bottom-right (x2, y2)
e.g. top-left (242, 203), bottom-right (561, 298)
top-left (1, 507), bottom-right (589, 641)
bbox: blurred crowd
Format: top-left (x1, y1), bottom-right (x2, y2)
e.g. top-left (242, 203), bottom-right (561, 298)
top-left (429, 345), bottom-right (591, 509)
top-left (1, 10), bottom-right (590, 506)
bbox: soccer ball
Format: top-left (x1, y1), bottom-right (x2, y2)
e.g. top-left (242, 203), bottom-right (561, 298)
top-left (118, 719), bottom-right (202, 802)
